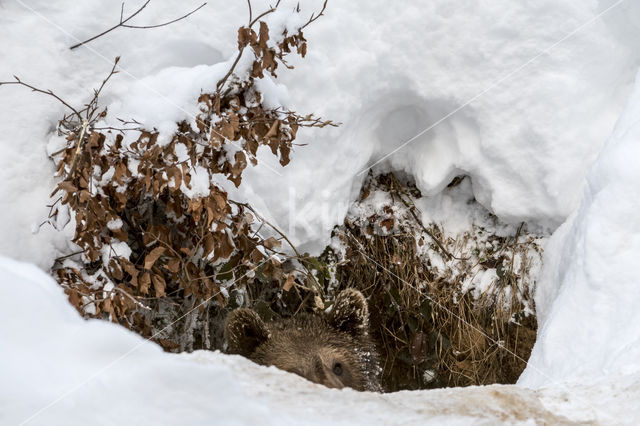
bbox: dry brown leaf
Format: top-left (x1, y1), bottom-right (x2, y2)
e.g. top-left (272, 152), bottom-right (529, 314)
top-left (68, 289), bottom-right (80, 308)
top-left (139, 271), bottom-right (151, 295)
top-left (102, 298), bottom-right (114, 317)
top-left (144, 246), bottom-right (166, 270)
top-left (58, 181), bottom-right (77, 193)
top-left (216, 232), bottom-right (235, 260)
top-left (263, 237), bottom-right (282, 249)
top-left (203, 234), bottom-right (215, 257)
top-left (380, 217), bottom-right (395, 231)
top-left (166, 258), bottom-right (181, 274)
top-left (283, 272), bottom-right (295, 292)
top-left (221, 122), bottom-right (235, 140)
top-left (258, 21), bottom-right (269, 49)
top-left (78, 190), bottom-right (91, 203)
top-left (109, 259), bottom-right (123, 280)
top-left (237, 26), bottom-right (251, 49)
top-left (265, 120), bottom-right (280, 140)
top-left (152, 274), bottom-right (166, 298)
top-left (213, 192), bottom-right (226, 210)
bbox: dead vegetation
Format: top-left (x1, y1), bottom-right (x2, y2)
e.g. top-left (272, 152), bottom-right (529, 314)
top-left (327, 173), bottom-right (543, 391)
top-left (15, 1), bottom-right (335, 352)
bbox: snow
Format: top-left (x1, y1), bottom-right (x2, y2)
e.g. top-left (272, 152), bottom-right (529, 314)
top-left (1, 0), bottom-right (640, 424)
top-left (100, 241), bottom-right (132, 268)
top-left (519, 71), bottom-right (640, 388)
top-left (0, 256), bottom-right (269, 426)
top-left (4, 0), bottom-right (639, 263)
top-left (179, 165), bottom-right (212, 199)
top-left (242, 0), bottom-right (640, 251)
top-left (2, 254), bottom-right (639, 425)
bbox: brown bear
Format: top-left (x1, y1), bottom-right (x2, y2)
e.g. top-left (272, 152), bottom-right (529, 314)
top-left (224, 288), bottom-right (382, 392)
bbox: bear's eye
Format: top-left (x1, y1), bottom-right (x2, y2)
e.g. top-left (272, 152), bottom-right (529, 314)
top-left (332, 362), bottom-right (343, 376)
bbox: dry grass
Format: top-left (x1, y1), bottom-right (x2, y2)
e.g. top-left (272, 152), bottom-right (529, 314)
top-left (328, 174), bottom-right (541, 392)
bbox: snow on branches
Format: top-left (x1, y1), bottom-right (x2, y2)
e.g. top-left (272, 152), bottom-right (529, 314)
top-left (41, 1), bottom-right (334, 345)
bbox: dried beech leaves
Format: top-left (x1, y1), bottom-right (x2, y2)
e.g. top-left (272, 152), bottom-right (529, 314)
top-left (51, 7), bottom-right (334, 342)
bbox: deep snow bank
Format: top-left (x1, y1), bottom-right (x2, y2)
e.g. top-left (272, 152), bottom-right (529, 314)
top-left (2, 254), bottom-right (639, 425)
top-left (238, 0), bottom-right (640, 250)
top-left (0, 256), bottom-right (272, 426)
top-left (519, 71), bottom-right (640, 388)
top-left (2, 0), bottom-right (640, 268)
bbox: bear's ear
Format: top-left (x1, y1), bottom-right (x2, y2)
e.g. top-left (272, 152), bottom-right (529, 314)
top-left (327, 288), bottom-right (369, 337)
top-left (224, 308), bottom-right (270, 357)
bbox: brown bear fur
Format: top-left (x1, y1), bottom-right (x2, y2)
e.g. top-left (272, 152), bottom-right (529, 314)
top-left (224, 288), bottom-right (382, 392)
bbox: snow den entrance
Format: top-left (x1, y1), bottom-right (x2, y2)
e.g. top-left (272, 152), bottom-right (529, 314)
top-left (329, 173), bottom-right (546, 391)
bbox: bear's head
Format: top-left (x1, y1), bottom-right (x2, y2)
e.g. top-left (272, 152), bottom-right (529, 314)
top-left (224, 288), bottom-right (381, 391)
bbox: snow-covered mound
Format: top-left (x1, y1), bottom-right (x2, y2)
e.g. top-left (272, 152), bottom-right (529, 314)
top-left (2, 254), bottom-right (639, 425)
top-left (519, 71), bottom-right (640, 388)
top-left (231, 0), bottom-right (640, 250)
top-left (2, 0), bottom-right (640, 266)
top-left (0, 256), bottom-right (270, 425)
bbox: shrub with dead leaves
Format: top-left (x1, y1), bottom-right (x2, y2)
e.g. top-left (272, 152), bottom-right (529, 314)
top-left (45, 1), bottom-right (333, 350)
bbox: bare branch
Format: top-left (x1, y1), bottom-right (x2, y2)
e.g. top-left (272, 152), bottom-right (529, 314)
top-left (70, 0), bottom-right (150, 49)
top-left (67, 119), bottom-right (90, 178)
top-left (0, 77), bottom-right (82, 120)
top-left (121, 3), bottom-right (207, 29)
top-left (55, 250), bottom-right (85, 263)
top-left (249, 1), bottom-right (280, 27)
top-left (215, 50), bottom-right (245, 94)
top-left (83, 56), bottom-right (121, 122)
top-left (93, 116), bottom-right (146, 134)
top-left (301, 0), bottom-right (328, 30)
top-left (69, 1), bottom-right (207, 50)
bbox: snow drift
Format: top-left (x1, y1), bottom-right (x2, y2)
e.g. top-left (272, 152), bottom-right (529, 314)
top-left (3, 0), bottom-right (640, 267)
top-left (2, 254), bottom-right (639, 425)
top-left (520, 71), bottom-right (640, 388)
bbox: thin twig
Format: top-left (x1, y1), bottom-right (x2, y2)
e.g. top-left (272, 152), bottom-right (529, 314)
top-left (67, 120), bottom-right (90, 178)
top-left (69, 1), bottom-right (207, 50)
top-left (508, 222), bottom-right (525, 277)
top-left (70, 0), bottom-right (150, 49)
top-left (92, 125), bottom-right (143, 133)
top-left (121, 3), bottom-right (206, 29)
top-left (2, 56), bottom-right (121, 145)
top-left (216, 49), bottom-right (245, 93)
top-left (388, 175), bottom-right (468, 260)
top-left (293, 291), bottom-right (312, 316)
top-left (231, 200), bottom-right (324, 297)
top-left (249, 0), bottom-right (281, 27)
top-left (84, 57), bottom-right (121, 121)
top-left (55, 250), bottom-right (85, 263)
top-left (301, 0), bottom-right (327, 29)
top-left (0, 77), bottom-right (82, 120)
top-left (114, 287), bottom-right (152, 311)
